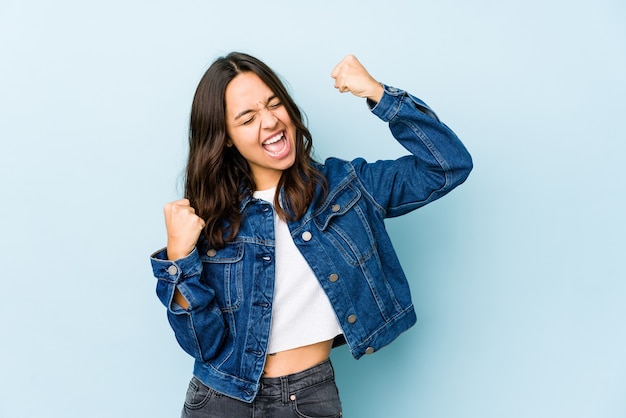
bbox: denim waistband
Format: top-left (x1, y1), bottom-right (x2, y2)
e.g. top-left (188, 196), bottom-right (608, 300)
top-left (257, 359), bottom-right (334, 403)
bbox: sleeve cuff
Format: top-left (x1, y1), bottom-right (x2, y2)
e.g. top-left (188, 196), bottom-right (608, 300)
top-left (369, 84), bottom-right (404, 122)
top-left (150, 247), bottom-right (203, 282)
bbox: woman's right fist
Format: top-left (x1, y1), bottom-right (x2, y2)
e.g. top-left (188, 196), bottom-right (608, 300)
top-left (164, 199), bottom-right (206, 260)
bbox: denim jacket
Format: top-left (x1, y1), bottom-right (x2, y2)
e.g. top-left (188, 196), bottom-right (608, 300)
top-left (150, 85), bottom-right (473, 402)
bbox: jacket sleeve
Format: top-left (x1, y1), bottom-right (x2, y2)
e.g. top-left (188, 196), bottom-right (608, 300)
top-left (352, 84), bottom-right (473, 218)
top-left (150, 248), bottom-right (227, 361)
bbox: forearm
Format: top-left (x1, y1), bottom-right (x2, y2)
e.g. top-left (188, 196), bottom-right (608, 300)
top-left (355, 85), bottom-right (472, 217)
top-left (151, 247), bottom-right (227, 360)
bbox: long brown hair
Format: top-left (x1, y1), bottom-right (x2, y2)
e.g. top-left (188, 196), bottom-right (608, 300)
top-left (185, 52), bottom-right (326, 249)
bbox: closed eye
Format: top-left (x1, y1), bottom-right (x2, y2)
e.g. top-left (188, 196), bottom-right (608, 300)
top-left (268, 100), bottom-right (282, 109)
top-left (241, 115), bottom-right (255, 125)
top-left (233, 96), bottom-right (281, 126)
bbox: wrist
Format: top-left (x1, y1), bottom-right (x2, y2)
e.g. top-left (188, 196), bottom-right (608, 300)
top-left (366, 82), bottom-right (384, 104)
top-left (166, 243), bottom-right (194, 261)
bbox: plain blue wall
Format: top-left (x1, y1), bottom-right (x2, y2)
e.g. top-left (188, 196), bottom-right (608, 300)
top-left (1, 0), bottom-right (624, 417)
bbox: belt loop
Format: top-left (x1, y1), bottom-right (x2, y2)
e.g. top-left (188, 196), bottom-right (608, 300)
top-left (280, 376), bottom-right (289, 404)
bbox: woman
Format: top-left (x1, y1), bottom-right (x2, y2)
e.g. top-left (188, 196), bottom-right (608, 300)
top-left (150, 52), bottom-right (472, 417)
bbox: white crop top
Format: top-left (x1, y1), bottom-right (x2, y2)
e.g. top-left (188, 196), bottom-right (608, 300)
top-left (254, 188), bottom-right (343, 354)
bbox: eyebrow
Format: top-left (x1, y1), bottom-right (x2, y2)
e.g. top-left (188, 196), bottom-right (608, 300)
top-left (233, 95), bottom-right (279, 121)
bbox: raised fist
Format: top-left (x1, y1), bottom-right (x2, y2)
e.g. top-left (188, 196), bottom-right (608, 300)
top-left (164, 199), bottom-right (205, 260)
top-left (330, 54), bottom-right (384, 103)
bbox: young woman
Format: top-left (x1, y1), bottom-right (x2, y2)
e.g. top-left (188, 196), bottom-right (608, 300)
top-left (150, 52), bottom-right (472, 417)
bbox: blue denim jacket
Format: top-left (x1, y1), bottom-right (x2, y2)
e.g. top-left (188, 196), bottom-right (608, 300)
top-left (150, 85), bottom-right (473, 402)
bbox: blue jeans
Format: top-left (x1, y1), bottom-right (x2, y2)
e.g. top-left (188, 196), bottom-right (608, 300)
top-left (181, 359), bottom-right (342, 417)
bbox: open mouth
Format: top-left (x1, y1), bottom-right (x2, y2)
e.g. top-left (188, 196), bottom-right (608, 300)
top-left (262, 131), bottom-right (289, 157)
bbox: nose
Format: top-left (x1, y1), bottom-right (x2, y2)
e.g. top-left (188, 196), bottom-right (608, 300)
top-left (260, 107), bottom-right (279, 130)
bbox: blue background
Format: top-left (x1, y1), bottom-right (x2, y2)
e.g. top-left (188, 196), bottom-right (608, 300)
top-left (1, 0), bottom-right (624, 417)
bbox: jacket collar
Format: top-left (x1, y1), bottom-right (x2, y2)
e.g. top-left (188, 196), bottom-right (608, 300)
top-left (237, 186), bottom-right (285, 213)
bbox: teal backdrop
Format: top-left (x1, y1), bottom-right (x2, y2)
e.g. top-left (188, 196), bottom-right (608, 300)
top-left (1, 0), bottom-right (624, 417)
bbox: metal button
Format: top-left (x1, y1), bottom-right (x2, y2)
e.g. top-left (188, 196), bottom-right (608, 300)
top-left (262, 255), bottom-right (271, 261)
top-left (331, 204), bottom-right (341, 212)
top-left (290, 394), bottom-right (296, 401)
top-left (329, 273), bottom-right (339, 282)
top-left (347, 314), bottom-right (357, 324)
top-left (167, 265), bottom-right (178, 276)
top-left (207, 249), bottom-right (217, 257)
top-left (365, 347), bottom-right (375, 354)
top-left (301, 231), bottom-right (312, 241)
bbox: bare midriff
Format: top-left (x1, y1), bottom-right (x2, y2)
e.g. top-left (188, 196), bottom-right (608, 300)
top-left (262, 339), bottom-right (334, 377)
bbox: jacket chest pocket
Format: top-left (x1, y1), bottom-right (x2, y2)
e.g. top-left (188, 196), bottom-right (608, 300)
top-left (313, 184), bottom-right (377, 266)
top-left (200, 242), bottom-right (245, 312)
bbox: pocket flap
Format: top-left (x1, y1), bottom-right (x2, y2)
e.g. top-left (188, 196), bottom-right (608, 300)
top-left (314, 184), bottom-right (361, 231)
top-left (199, 241), bottom-right (244, 263)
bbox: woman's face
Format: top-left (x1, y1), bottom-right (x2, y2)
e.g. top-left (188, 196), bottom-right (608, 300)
top-left (225, 71), bottom-right (297, 190)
